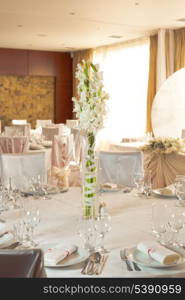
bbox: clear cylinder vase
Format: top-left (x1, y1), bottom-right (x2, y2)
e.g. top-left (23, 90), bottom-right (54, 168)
top-left (81, 131), bottom-right (99, 218)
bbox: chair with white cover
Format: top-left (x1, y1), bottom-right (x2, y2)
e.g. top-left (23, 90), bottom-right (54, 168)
top-left (5, 124), bottom-right (31, 137)
top-left (0, 136), bottom-right (29, 153)
top-left (0, 152), bottom-right (47, 189)
top-left (51, 135), bottom-right (80, 187)
top-left (12, 120), bottom-right (27, 125)
top-left (42, 127), bottom-right (59, 141)
top-left (66, 120), bottom-right (79, 129)
top-left (36, 120), bottom-right (52, 128)
top-left (98, 151), bottom-right (143, 187)
top-left (181, 129), bottom-right (185, 139)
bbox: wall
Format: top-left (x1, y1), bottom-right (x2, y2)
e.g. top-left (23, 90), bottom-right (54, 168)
top-left (0, 48), bottom-right (73, 124)
top-left (0, 75), bottom-right (54, 128)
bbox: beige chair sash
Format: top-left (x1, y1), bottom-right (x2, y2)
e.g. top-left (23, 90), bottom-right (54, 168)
top-left (144, 151), bottom-right (185, 188)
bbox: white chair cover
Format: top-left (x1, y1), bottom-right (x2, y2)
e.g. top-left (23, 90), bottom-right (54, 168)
top-left (98, 151), bottom-right (143, 187)
top-left (36, 120), bottom-right (52, 128)
top-left (4, 124), bottom-right (30, 136)
top-left (66, 120), bottom-right (79, 129)
top-left (51, 135), bottom-right (80, 187)
top-left (42, 127), bottom-right (59, 141)
top-left (12, 120), bottom-right (27, 125)
top-left (181, 129), bottom-right (185, 139)
top-left (0, 152), bottom-right (47, 189)
top-left (0, 136), bottom-right (29, 153)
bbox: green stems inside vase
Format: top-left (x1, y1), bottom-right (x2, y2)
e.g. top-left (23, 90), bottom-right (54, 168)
top-left (82, 131), bottom-right (98, 218)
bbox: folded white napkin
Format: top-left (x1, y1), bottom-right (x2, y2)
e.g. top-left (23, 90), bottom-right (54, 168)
top-left (29, 143), bottom-right (45, 150)
top-left (44, 244), bottom-right (78, 265)
top-left (0, 232), bottom-right (15, 249)
top-left (103, 182), bottom-right (117, 189)
top-left (0, 223), bottom-right (6, 234)
top-left (137, 240), bottom-right (180, 265)
top-left (42, 141), bottom-right (52, 148)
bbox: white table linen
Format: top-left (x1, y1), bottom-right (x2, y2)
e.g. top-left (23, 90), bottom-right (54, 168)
top-left (109, 142), bottom-right (145, 152)
top-left (3, 188), bottom-right (185, 278)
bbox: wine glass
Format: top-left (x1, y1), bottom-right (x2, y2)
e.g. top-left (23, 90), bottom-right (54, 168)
top-left (151, 202), bottom-right (174, 245)
top-left (76, 210), bottom-right (96, 252)
top-left (143, 170), bottom-right (152, 197)
top-left (94, 211), bottom-right (111, 253)
top-left (133, 172), bottom-right (144, 196)
top-left (168, 208), bottom-right (185, 247)
top-left (174, 176), bottom-right (185, 206)
top-left (21, 200), bottom-right (40, 248)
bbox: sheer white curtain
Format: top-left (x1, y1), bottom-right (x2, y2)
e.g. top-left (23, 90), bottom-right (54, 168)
top-left (93, 38), bottom-right (149, 148)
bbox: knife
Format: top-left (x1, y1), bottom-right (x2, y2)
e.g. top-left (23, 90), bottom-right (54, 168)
top-left (96, 254), bottom-right (108, 275)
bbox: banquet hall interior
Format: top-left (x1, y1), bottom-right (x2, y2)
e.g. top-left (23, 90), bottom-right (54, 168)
top-left (1, 0), bottom-right (185, 279)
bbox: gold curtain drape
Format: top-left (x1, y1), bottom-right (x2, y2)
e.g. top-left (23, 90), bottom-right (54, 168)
top-left (146, 35), bottom-right (157, 133)
top-left (165, 30), bottom-right (174, 78)
top-left (174, 27), bottom-right (185, 71)
top-left (72, 49), bottom-right (93, 98)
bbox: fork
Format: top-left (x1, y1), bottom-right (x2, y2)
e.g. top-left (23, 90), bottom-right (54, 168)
top-left (120, 249), bottom-right (141, 271)
top-left (124, 248), bottom-right (141, 271)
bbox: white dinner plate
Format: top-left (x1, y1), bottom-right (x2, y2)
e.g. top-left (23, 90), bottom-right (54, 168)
top-left (22, 186), bottom-right (68, 196)
top-left (152, 188), bottom-right (176, 199)
top-left (127, 247), bottom-right (185, 268)
top-left (101, 184), bottom-right (123, 193)
top-left (42, 245), bottom-right (89, 268)
top-left (101, 187), bottom-right (121, 193)
top-left (0, 232), bottom-right (15, 249)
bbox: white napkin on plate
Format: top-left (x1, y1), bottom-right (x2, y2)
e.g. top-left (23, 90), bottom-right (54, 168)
top-left (103, 182), bottom-right (117, 189)
top-left (0, 232), bottom-right (15, 249)
top-left (44, 244), bottom-right (78, 265)
top-left (137, 240), bottom-right (180, 265)
top-left (29, 143), bottom-right (45, 150)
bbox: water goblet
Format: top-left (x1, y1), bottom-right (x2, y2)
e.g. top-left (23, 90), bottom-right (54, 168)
top-left (133, 172), bottom-right (144, 196)
top-left (151, 202), bottom-right (173, 246)
top-left (174, 176), bottom-right (185, 207)
top-left (167, 208), bottom-right (185, 247)
top-left (94, 211), bottom-right (111, 253)
top-left (22, 200), bottom-right (40, 248)
top-left (76, 210), bottom-right (96, 252)
top-left (143, 170), bottom-right (152, 197)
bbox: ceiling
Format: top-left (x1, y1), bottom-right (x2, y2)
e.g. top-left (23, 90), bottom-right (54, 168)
top-left (0, 0), bottom-right (185, 52)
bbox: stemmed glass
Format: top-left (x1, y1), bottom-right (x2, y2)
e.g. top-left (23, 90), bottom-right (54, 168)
top-left (94, 210), bottom-right (111, 253)
top-left (134, 170), bottom-right (152, 197)
top-left (29, 175), bottom-right (49, 199)
top-left (151, 202), bottom-right (174, 245)
top-left (76, 212), bottom-right (96, 252)
top-left (174, 175), bottom-right (185, 207)
top-left (133, 172), bottom-right (144, 196)
top-left (143, 170), bottom-right (152, 197)
top-left (167, 208), bottom-right (185, 247)
top-left (21, 199), bottom-right (40, 248)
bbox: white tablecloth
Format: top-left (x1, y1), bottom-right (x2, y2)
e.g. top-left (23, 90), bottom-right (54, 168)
top-left (3, 188), bottom-right (185, 278)
top-left (109, 142), bottom-right (145, 152)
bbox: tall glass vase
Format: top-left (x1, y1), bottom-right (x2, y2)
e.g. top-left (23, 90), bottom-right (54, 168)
top-left (81, 131), bottom-right (98, 218)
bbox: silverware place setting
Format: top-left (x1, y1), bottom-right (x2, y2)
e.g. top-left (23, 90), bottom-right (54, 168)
top-left (81, 251), bottom-right (108, 275)
top-left (120, 248), bottom-right (141, 271)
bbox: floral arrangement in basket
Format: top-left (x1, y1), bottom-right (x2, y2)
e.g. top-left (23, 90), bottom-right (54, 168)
top-left (140, 137), bottom-right (185, 154)
top-left (72, 60), bottom-right (109, 217)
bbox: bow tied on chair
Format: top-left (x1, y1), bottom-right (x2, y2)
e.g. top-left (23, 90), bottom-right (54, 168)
top-left (51, 166), bottom-right (70, 188)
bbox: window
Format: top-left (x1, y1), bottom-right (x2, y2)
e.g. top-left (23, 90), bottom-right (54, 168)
top-left (93, 38), bottom-right (149, 144)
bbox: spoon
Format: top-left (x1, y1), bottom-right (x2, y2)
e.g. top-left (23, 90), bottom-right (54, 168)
top-left (86, 252), bottom-right (101, 275)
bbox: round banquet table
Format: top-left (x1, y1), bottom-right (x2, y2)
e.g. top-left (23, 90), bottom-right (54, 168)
top-left (3, 188), bottom-right (185, 278)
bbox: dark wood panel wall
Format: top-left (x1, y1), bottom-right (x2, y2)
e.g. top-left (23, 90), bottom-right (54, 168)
top-left (0, 48), bottom-right (73, 123)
